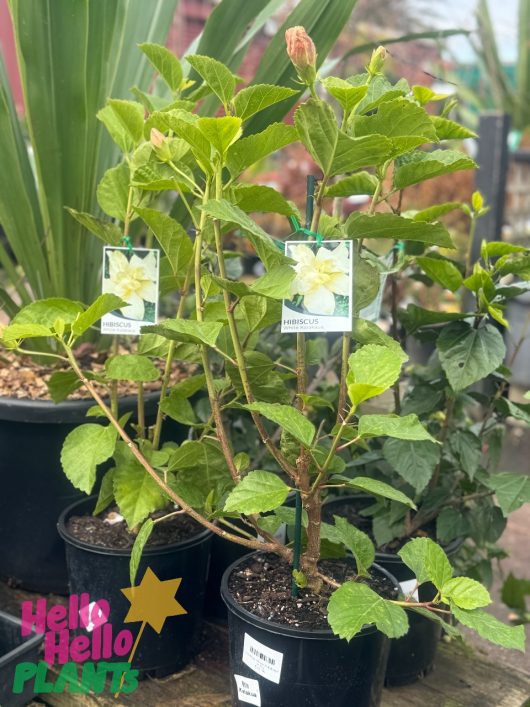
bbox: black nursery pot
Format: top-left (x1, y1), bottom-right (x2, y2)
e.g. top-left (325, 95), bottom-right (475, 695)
top-left (221, 553), bottom-right (396, 707)
top-left (0, 609), bottom-right (43, 707)
top-left (205, 493), bottom-right (295, 621)
top-left (58, 497), bottom-right (212, 677)
top-left (323, 495), bottom-right (462, 687)
top-left (0, 393), bottom-right (185, 595)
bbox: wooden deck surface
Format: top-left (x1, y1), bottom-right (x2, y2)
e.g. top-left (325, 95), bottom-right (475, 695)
top-left (2, 582), bottom-right (529, 707)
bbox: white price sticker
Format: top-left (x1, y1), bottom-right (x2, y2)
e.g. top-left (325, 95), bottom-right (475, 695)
top-left (399, 578), bottom-right (419, 602)
top-left (234, 674), bottom-right (261, 706)
top-left (242, 633), bottom-right (284, 684)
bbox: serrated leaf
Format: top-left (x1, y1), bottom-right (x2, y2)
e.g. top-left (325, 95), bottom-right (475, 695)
top-left (159, 394), bottom-right (197, 425)
top-left (432, 116), bottom-right (477, 140)
top-left (186, 54), bottom-right (237, 108)
top-left (496, 254), bottom-right (530, 280)
top-left (326, 173), bottom-right (378, 197)
top-left (143, 319), bottom-right (223, 347)
top-left (496, 397), bottom-right (530, 425)
top-left (398, 304), bottom-right (470, 334)
top-left (441, 577), bottom-right (491, 609)
top-left (295, 99), bottom-right (392, 176)
top-left (114, 460), bottom-right (167, 529)
top-left (12, 298), bottom-right (84, 328)
top-left (65, 208), bottom-right (122, 246)
top-left (354, 97), bottom-right (437, 156)
top-left (328, 582), bottom-right (408, 640)
top-left (416, 256), bottom-right (463, 291)
top-left (232, 184), bottom-right (296, 217)
top-left (413, 202), bottom-right (462, 222)
top-left (97, 161), bottom-right (130, 221)
top-left (60, 424), bottom-right (117, 494)
top-left (72, 294), bottom-right (126, 336)
top-left (97, 104), bottom-right (134, 153)
top-left (394, 149), bottom-right (476, 189)
top-left (449, 430), bottom-right (481, 479)
top-left (107, 99), bottom-right (144, 147)
top-left (135, 208), bottom-right (193, 280)
top-left (233, 84), bottom-right (297, 121)
top-left (94, 469), bottom-right (115, 516)
top-left (129, 518), bottom-right (154, 585)
top-left (355, 75), bottom-right (408, 114)
top-left (413, 85), bottom-right (450, 105)
top-left (200, 198), bottom-right (288, 270)
top-left (139, 43), bottom-right (182, 91)
top-left (398, 537), bottom-right (452, 590)
top-left (224, 470), bottom-right (290, 514)
top-left (322, 516), bottom-right (375, 576)
top-left (2, 322), bottom-right (52, 344)
top-left (382, 438), bottom-right (440, 493)
top-left (359, 414), bottom-right (436, 442)
top-left (226, 122), bottom-right (298, 176)
top-left (321, 77), bottom-right (368, 112)
top-left (487, 472), bottom-right (530, 515)
top-left (354, 257), bottom-right (380, 312)
top-left (345, 476), bottom-right (416, 509)
top-left (47, 371), bottom-right (82, 403)
top-left (251, 265), bottom-right (295, 299)
top-left (436, 321), bottom-right (506, 391)
top-left (105, 354), bottom-right (160, 382)
top-left (196, 116), bottom-right (242, 157)
top-left (352, 318), bottom-right (405, 352)
top-left (346, 213), bottom-right (454, 248)
top-left (347, 344), bottom-right (406, 407)
top-left (242, 401), bottom-right (315, 447)
top-left (452, 606), bottom-right (525, 651)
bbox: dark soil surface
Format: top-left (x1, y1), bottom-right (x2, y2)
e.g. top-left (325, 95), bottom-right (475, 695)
top-left (66, 506), bottom-right (204, 550)
top-left (227, 552), bottom-right (397, 631)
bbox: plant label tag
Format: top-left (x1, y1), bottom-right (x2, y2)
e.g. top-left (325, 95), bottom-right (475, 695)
top-left (399, 578), bottom-right (419, 602)
top-left (101, 246), bottom-right (160, 336)
top-left (234, 674), bottom-right (261, 706)
top-left (242, 633), bottom-right (283, 684)
top-left (281, 240), bottom-right (353, 333)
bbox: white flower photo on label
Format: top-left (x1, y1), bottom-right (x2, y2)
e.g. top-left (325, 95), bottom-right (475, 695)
top-left (281, 239), bottom-right (353, 333)
top-left (101, 246), bottom-right (160, 336)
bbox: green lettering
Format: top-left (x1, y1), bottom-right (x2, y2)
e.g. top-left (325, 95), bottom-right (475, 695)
top-left (12, 662), bottom-right (37, 694)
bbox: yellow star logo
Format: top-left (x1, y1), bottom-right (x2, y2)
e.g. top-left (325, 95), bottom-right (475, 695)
top-left (120, 566), bottom-right (187, 634)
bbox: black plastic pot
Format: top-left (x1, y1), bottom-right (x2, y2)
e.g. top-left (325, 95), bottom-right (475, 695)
top-left (323, 495), bottom-right (463, 687)
top-left (221, 553), bottom-right (397, 707)
top-left (58, 496), bottom-right (212, 677)
top-left (205, 494), bottom-right (295, 621)
top-left (0, 609), bottom-right (43, 707)
top-left (0, 392), bottom-right (183, 594)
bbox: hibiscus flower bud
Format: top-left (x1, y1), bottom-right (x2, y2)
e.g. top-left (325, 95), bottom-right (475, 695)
top-left (367, 46), bottom-right (387, 76)
top-left (150, 128), bottom-right (171, 162)
top-left (285, 26), bottom-right (317, 87)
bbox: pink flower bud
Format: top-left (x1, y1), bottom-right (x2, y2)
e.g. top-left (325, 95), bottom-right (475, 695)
top-left (285, 26), bottom-right (317, 86)
top-left (150, 128), bottom-right (171, 162)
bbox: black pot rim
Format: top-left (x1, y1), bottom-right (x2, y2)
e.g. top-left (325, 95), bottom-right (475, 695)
top-left (0, 390), bottom-right (160, 424)
top-left (323, 494), bottom-right (465, 559)
top-left (221, 551), bottom-right (399, 641)
top-left (58, 496), bottom-right (212, 557)
top-left (0, 610), bottom-right (43, 668)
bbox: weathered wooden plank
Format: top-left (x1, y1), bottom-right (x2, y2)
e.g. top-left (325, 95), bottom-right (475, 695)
top-left (2, 582), bottom-right (529, 707)
top-left (381, 641), bottom-right (530, 707)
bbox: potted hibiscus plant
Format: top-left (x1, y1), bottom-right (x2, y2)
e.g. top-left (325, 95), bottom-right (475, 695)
top-left (324, 194), bottom-right (530, 684)
top-left (2, 33), bottom-right (526, 702)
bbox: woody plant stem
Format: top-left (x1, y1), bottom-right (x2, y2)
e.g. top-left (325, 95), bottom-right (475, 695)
top-left (61, 342), bottom-right (291, 560)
